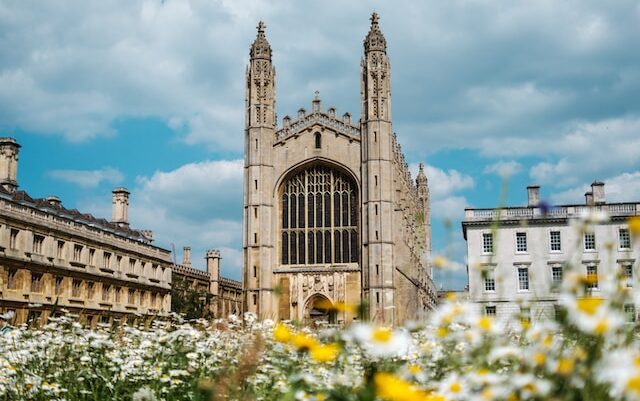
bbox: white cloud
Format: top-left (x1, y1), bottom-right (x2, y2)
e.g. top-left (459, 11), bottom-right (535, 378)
top-left (78, 159), bottom-right (245, 279)
top-left (483, 160), bottom-right (522, 178)
top-left (551, 171), bottom-right (640, 205)
top-left (48, 167), bottom-right (123, 188)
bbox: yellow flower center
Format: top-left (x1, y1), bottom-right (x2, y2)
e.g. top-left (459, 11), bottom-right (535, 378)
top-left (628, 216), bottom-right (640, 236)
top-left (533, 352), bottom-right (546, 366)
top-left (437, 327), bottom-right (448, 338)
top-left (477, 317), bottom-right (492, 331)
top-left (291, 333), bottom-right (319, 351)
top-left (594, 320), bottom-right (609, 335)
top-left (627, 376), bottom-right (640, 394)
top-left (373, 327), bottom-right (393, 343)
top-left (450, 382), bottom-right (462, 393)
top-left (576, 297), bottom-right (604, 315)
top-left (408, 364), bottom-right (422, 374)
top-left (557, 358), bottom-right (575, 375)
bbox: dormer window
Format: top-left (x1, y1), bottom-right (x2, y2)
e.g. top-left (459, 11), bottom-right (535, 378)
top-left (315, 132), bottom-right (321, 149)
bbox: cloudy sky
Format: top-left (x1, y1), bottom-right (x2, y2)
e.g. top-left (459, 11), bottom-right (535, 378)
top-left (2, 1), bottom-right (639, 289)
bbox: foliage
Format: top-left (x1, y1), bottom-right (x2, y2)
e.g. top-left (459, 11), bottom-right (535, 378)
top-left (170, 277), bottom-right (212, 320)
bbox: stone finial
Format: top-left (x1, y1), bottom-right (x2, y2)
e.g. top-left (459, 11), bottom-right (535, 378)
top-left (312, 91), bottom-right (321, 113)
top-left (250, 20), bottom-right (272, 60)
top-left (364, 12), bottom-right (386, 53)
top-left (46, 195), bottom-right (62, 207)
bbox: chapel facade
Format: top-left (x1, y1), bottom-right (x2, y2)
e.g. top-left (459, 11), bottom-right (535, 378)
top-left (242, 14), bottom-right (437, 325)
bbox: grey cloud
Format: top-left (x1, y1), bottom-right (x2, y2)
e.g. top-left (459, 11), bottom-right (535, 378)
top-left (48, 167), bottom-right (124, 188)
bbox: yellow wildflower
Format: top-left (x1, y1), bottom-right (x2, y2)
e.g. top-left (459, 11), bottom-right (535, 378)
top-left (273, 323), bottom-right (292, 343)
top-left (291, 333), bottom-right (318, 351)
top-left (433, 256), bottom-right (447, 269)
top-left (309, 343), bottom-right (340, 363)
top-left (533, 352), bottom-right (546, 366)
top-left (408, 364), bottom-right (422, 374)
top-left (374, 372), bottom-right (445, 401)
top-left (477, 316), bottom-right (492, 332)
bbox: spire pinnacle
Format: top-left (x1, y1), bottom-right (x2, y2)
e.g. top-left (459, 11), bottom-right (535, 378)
top-left (250, 20), bottom-right (272, 60)
top-left (417, 163), bottom-right (428, 186)
top-left (364, 12), bottom-right (386, 53)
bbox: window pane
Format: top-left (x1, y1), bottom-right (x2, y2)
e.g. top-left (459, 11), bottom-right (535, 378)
top-left (342, 230), bottom-right (349, 263)
top-left (308, 194), bottom-right (314, 228)
top-left (316, 231), bottom-right (323, 263)
top-left (298, 194), bottom-right (305, 229)
top-left (308, 232), bottom-right (315, 264)
top-left (298, 232), bottom-right (305, 264)
top-left (342, 192), bottom-right (349, 226)
top-left (350, 229), bottom-right (358, 262)
top-left (350, 192), bottom-right (357, 227)
top-left (324, 193), bottom-right (331, 227)
top-left (282, 194), bottom-right (288, 228)
top-left (324, 231), bottom-right (331, 264)
top-left (334, 194), bottom-right (341, 227)
top-left (334, 231), bottom-right (341, 263)
top-left (282, 232), bottom-right (289, 265)
top-left (316, 193), bottom-right (323, 228)
top-left (290, 232), bottom-right (297, 265)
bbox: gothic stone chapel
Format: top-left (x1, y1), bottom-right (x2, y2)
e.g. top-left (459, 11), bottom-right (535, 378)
top-left (242, 14), bottom-right (437, 325)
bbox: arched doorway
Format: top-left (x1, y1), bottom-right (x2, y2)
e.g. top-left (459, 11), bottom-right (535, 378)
top-left (303, 294), bottom-right (335, 325)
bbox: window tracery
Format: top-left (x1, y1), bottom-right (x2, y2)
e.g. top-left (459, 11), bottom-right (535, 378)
top-left (281, 165), bottom-right (358, 265)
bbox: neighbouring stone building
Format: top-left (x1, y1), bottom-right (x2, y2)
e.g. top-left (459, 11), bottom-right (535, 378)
top-left (171, 246), bottom-right (243, 318)
top-left (243, 14), bottom-right (437, 325)
top-left (0, 137), bottom-right (173, 327)
top-left (463, 182), bottom-right (640, 322)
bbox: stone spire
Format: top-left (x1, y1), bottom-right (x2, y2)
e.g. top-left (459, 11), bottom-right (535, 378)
top-left (250, 21), bottom-right (272, 60)
top-left (364, 12), bottom-right (386, 53)
top-left (416, 163), bottom-right (428, 187)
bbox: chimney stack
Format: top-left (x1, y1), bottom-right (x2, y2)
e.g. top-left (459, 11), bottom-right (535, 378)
top-left (0, 137), bottom-right (20, 193)
top-left (585, 192), bottom-right (594, 205)
top-left (46, 196), bottom-right (62, 207)
top-left (591, 181), bottom-right (605, 205)
top-left (183, 246), bottom-right (191, 267)
top-left (527, 185), bottom-right (540, 207)
top-left (111, 187), bottom-right (130, 227)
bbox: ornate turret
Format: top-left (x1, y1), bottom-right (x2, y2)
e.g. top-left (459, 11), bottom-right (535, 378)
top-left (250, 21), bottom-right (272, 60)
top-left (416, 163), bottom-right (428, 192)
top-left (364, 12), bottom-right (386, 53)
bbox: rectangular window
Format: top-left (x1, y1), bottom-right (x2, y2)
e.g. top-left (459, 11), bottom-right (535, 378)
top-left (102, 284), bottom-right (110, 302)
top-left (518, 268), bottom-right (529, 291)
top-left (129, 258), bottom-right (136, 273)
top-left (9, 228), bottom-right (18, 249)
top-left (252, 293), bottom-right (257, 306)
top-left (30, 273), bottom-right (42, 293)
top-left (625, 304), bottom-right (636, 323)
top-left (55, 276), bottom-right (63, 296)
top-left (151, 293), bottom-right (157, 308)
top-left (72, 279), bottom-right (82, 297)
top-left (103, 252), bottom-right (111, 269)
top-left (253, 265), bottom-right (257, 278)
top-left (550, 231), bottom-right (561, 252)
top-left (620, 228), bottom-right (631, 250)
top-left (128, 289), bottom-right (135, 304)
top-left (586, 265), bottom-right (598, 289)
top-left (552, 266), bottom-right (563, 289)
top-left (33, 234), bottom-right (44, 254)
top-left (484, 270), bottom-right (495, 292)
top-left (520, 307), bottom-right (531, 324)
top-left (584, 233), bottom-right (596, 251)
top-left (482, 233), bottom-right (493, 254)
top-left (73, 244), bottom-right (82, 262)
top-left (115, 287), bottom-right (121, 303)
top-left (624, 264), bottom-right (633, 288)
top-left (87, 282), bottom-right (95, 299)
top-left (485, 305), bottom-right (496, 316)
top-left (516, 232), bottom-right (527, 253)
top-left (7, 268), bottom-right (17, 289)
top-left (89, 248), bottom-right (95, 265)
top-left (57, 240), bottom-right (65, 259)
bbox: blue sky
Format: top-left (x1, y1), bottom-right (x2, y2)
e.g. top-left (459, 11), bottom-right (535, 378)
top-left (1, 1), bottom-right (639, 289)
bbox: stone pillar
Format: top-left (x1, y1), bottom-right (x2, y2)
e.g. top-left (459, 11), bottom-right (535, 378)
top-left (111, 188), bottom-right (130, 227)
top-left (591, 181), bottom-right (605, 205)
top-left (527, 185), bottom-right (540, 207)
top-left (0, 137), bottom-right (20, 193)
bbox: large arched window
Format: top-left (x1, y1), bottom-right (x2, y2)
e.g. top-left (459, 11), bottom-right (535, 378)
top-left (281, 165), bottom-right (358, 265)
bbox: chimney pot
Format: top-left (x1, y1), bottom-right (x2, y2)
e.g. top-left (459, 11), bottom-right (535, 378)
top-left (591, 181), bottom-right (605, 204)
top-left (112, 187), bottom-right (130, 227)
top-left (0, 137), bottom-right (20, 193)
top-left (527, 185), bottom-right (540, 207)
top-left (182, 246), bottom-right (191, 267)
top-left (585, 191), bottom-right (594, 205)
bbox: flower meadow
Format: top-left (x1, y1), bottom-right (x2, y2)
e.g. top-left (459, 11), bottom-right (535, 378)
top-left (2, 215), bottom-right (640, 401)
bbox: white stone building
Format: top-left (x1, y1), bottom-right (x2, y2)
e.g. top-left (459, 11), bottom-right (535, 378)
top-left (242, 14), bottom-right (437, 325)
top-left (462, 182), bottom-right (639, 322)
